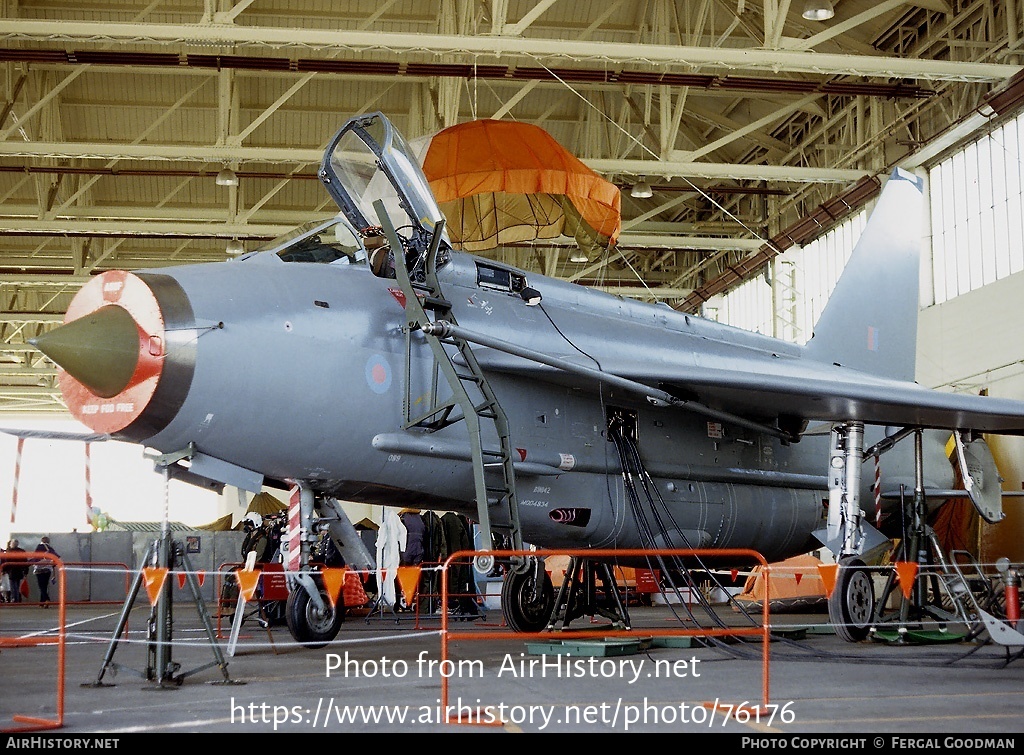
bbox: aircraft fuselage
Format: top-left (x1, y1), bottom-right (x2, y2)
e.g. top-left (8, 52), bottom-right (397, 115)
top-left (51, 248), bottom-right (953, 565)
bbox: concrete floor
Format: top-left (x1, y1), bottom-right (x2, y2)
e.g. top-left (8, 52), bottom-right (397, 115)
top-left (1, 597), bottom-right (1022, 736)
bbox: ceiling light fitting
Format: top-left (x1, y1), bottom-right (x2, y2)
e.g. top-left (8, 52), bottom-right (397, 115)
top-left (569, 251), bottom-right (589, 263)
top-left (631, 178), bottom-right (653, 199)
top-left (215, 168), bottom-right (239, 187)
top-left (801, 0), bottom-right (834, 21)
top-left (226, 238), bottom-right (245, 255)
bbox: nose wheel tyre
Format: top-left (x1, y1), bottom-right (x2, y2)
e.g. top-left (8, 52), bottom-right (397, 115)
top-left (286, 581), bottom-right (343, 648)
top-left (828, 558), bottom-right (875, 642)
top-left (501, 562), bottom-right (554, 633)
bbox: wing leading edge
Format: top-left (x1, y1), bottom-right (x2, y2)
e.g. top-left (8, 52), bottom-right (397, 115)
top-left (468, 345), bottom-right (1024, 436)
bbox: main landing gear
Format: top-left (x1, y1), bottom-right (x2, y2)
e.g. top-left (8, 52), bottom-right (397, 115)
top-left (823, 425), bottom-right (1005, 643)
top-left (821, 421), bottom-right (884, 642)
top-left (501, 558), bottom-right (554, 633)
top-left (829, 558), bottom-right (875, 642)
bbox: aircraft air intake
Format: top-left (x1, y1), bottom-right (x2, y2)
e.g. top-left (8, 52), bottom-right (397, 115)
top-left (34, 269), bottom-right (196, 439)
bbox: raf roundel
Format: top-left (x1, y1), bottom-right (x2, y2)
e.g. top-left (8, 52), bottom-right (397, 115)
top-left (365, 354), bottom-right (392, 394)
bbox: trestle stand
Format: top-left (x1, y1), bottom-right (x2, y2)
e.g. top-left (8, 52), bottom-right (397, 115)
top-left (85, 461), bottom-right (240, 689)
top-left (546, 557), bottom-right (631, 631)
top-left (84, 532), bottom-right (240, 689)
top-left (870, 430), bottom-right (970, 642)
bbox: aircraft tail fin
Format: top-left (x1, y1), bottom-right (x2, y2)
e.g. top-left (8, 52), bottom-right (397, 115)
top-left (803, 167), bottom-right (924, 382)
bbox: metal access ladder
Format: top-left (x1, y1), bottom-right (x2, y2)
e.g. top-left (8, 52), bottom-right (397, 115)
top-left (375, 203), bottom-right (524, 561)
top-left (948, 550), bottom-right (1024, 648)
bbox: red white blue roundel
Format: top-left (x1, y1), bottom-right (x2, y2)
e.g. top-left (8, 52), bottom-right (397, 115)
top-left (365, 354), bottom-right (392, 394)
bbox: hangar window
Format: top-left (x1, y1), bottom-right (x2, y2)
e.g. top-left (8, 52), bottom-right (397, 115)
top-left (709, 212), bottom-right (866, 345)
top-left (929, 113), bottom-right (1024, 304)
top-left (704, 111), bottom-right (1024, 341)
top-left (715, 104), bottom-right (1024, 337)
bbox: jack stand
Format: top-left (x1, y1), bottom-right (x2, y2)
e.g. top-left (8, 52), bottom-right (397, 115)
top-left (870, 430), bottom-right (968, 644)
top-left (546, 557), bottom-right (631, 631)
top-left (84, 461), bottom-right (243, 689)
top-left (84, 532), bottom-right (243, 689)
top-left (870, 515), bottom-right (967, 643)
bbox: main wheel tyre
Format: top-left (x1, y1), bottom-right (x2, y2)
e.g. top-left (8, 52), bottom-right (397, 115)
top-left (501, 563), bottom-right (554, 633)
top-left (286, 582), bottom-right (343, 648)
top-left (828, 558), bottom-right (875, 642)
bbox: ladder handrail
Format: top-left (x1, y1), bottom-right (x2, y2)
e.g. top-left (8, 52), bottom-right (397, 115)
top-left (375, 201), bottom-right (523, 559)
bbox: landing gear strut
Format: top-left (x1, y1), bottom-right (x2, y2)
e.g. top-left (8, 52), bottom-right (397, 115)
top-left (822, 421), bottom-right (886, 641)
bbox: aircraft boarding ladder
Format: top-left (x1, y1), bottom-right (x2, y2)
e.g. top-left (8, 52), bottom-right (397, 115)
top-left (376, 204), bottom-right (524, 564)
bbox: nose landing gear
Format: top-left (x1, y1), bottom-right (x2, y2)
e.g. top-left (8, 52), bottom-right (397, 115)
top-left (286, 574), bottom-right (344, 648)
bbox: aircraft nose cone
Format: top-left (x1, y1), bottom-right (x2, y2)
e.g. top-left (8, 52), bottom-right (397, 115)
top-left (30, 305), bottom-right (141, 399)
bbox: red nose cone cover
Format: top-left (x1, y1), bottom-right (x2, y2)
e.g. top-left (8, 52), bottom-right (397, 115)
top-left (59, 270), bottom-right (165, 433)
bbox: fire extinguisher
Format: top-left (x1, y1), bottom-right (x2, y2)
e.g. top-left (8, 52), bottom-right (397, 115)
top-left (996, 557), bottom-right (1021, 627)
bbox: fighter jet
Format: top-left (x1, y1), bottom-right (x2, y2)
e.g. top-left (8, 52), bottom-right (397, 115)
top-left (28, 112), bottom-right (1024, 646)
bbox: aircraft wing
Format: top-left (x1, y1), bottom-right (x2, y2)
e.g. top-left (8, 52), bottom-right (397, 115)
top-left (468, 346), bottom-right (1024, 436)
top-left (0, 427), bottom-right (111, 442)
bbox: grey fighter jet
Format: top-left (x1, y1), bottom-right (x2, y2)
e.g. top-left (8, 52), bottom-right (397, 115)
top-left (29, 112), bottom-right (1024, 645)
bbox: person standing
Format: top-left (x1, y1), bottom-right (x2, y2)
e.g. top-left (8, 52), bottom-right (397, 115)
top-left (33, 536), bottom-right (60, 606)
top-left (0, 543), bottom-right (11, 602)
top-left (3, 539), bottom-right (27, 603)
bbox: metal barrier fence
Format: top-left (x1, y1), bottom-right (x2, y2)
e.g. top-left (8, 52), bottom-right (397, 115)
top-left (1, 546), bottom-right (773, 732)
top-left (0, 550), bottom-right (65, 733)
top-left (436, 547), bottom-right (772, 727)
top-left (0, 560), bottom-right (131, 607)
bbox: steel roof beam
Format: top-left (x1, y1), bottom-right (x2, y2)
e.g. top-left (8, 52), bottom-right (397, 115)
top-left (0, 141), bottom-right (868, 182)
top-left (588, 158), bottom-right (868, 182)
top-left (0, 19), bottom-right (1017, 82)
top-left (0, 219), bottom-right (292, 237)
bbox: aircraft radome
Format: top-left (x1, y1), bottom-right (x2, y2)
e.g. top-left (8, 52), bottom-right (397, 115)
top-left (27, 112), bottom-right (1024, 646)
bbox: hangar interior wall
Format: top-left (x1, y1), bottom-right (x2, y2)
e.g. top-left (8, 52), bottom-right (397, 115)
top-left (917, 268), bottom-right (1024, 563)
top-left (8, 530), bottom-right (245, 605)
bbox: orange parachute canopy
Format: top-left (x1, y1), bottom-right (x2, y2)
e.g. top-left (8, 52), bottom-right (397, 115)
top-left (419, 119), bottom-right (621, 256)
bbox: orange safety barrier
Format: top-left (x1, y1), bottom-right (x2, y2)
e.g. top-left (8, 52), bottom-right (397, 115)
top-left (0, 550), bottom-right (65, 733)
top-left (437, 547), bottom-right (772, 728)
